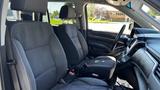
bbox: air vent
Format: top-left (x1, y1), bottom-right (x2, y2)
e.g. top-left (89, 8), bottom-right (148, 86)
top-left (155, 64), bottom-right (160, 80)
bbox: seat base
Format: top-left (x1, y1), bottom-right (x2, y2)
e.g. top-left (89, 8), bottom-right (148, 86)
top-left (52, 77), bottom-right (111, 90)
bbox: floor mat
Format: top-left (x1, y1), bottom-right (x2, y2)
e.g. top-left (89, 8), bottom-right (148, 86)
top-left (114, 78), bottom-right (133, 90)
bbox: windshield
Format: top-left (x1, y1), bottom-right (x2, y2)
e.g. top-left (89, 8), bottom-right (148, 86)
top-left (142, 4), bottom-right (160, 24)
top-left (144, 0), bottom-right (160, 12)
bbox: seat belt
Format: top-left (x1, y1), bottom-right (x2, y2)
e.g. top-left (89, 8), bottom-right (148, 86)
top-left (78, 15), bottom-right (83, 30)
top-left (7, 61), bottom-right (21, 90)
top-left (6, 25), bottom-right (21, 90)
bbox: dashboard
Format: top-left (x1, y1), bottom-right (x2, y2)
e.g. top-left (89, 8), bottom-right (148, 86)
top-left (127, 28), bottom-right (160, 90)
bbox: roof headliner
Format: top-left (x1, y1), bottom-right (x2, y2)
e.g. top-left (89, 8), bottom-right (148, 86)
top-left (48, 0), bottom-right (107, 4)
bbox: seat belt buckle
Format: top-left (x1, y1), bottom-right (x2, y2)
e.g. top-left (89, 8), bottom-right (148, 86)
top-left (69, 69), bottom-right (75, 76)
top-left (7, 59), bottom-right (16, 65)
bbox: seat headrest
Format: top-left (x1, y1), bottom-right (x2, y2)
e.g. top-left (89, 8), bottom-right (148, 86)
top-left (10, 0), bottom-right (47, 13)
top-left (59, 5), bottom-right (76, 19)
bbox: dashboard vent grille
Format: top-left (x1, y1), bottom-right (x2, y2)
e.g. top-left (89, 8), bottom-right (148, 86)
top-left (155, 64), bottom-right (160, 80)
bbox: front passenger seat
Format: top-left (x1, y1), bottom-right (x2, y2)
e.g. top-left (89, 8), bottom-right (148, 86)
top-left (6, 0), bottom-right (112, 90)
top-left (55, 5), bottom-right (116, 79)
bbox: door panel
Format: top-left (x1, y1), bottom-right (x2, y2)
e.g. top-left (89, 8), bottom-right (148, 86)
top-left (87, 30), bottom-right (118, 56)
top-left (86, 3), bottom-right (132, 57)
top-left (88, 30), bottom-right (126, 57)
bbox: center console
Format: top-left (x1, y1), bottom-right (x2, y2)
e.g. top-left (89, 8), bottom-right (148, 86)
top-left (76, 56), bottom-right (116, 80)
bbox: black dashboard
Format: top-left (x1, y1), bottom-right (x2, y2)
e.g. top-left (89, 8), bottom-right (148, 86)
top-left (128, 28), bottom-right (160, 90)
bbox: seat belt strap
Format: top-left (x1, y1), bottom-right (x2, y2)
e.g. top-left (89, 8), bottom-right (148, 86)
top-left (7, 63), bottom-right (21, 90)
top-left (6, 25), bottom-right (21, 90)
top-left (78, 16), bottom-right (83, 30)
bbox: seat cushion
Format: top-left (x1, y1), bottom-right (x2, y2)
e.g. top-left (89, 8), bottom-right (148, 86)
top-left (52, 77), bottom-right (111, 90)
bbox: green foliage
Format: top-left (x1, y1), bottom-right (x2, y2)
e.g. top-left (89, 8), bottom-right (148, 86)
top-left (88, 17), bottom-right (95, 21)
top-left (49, 10), bottom-right (74, 26)
top-left (50, 10), bottom-right (59, 19)
top-left (49, 10), bottom-right (62, 25)
top-left (50, 19), bottom-right (75, 26)
top-left (87, 4), bottom-right (96, 17)
top-left (50, 19), bottom-right (62, 26)
top-left (88, 17), bottom-right (110, 23)
top-left (87, 4), bottom-right (111, 23)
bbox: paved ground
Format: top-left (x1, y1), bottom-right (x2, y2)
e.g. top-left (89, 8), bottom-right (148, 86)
top-left (88, 22), bottom-right (131, 35)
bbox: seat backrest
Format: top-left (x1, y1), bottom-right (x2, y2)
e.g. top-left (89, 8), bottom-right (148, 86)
top-left (55, 5), bottom-right (88, 67)
top-left (6, 0), bottom-right (68, 90)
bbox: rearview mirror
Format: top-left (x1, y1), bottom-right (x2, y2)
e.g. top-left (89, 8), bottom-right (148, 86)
top-left (126, 2), bottom-right (132, 9)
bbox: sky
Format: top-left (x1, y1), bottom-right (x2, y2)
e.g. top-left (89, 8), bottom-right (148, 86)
top-left (48, 2), bottom-right (65, 12)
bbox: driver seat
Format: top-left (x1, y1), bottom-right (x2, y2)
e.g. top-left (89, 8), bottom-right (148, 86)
top-left (55, 5), bottom-right (116, 79)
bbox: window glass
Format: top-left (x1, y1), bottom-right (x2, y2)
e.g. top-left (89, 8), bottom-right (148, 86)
top-left (141, 4), bottom-right (160, 23)
top-left (7, 3), bottom-right (19, 21)
top-left (45, 2), bottom-right (75, 26)
top-left (47, 2), bottom-right (65, 25)
top-left (87, 4), bottom-right (133, 35)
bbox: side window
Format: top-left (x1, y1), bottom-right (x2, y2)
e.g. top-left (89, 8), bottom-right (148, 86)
top-left (44, 2), bottom-right (75, 26)
top-left (7, 3), bottom-right (19, 21)
top-left (141, 4), bottom-right (160, 23)
top-left (86, 3), bottom-right (133, 35)
top-left (47, 2), bottom-right (65, 26)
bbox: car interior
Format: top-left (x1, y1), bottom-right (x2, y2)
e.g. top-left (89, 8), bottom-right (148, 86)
top-left (1, 0), bottom-right (160, 90)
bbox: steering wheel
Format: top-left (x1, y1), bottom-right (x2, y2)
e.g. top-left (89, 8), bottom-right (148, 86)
top-left (111, 25), bottom-right (126, 51)
top-left (130, 28), bottom-right (136, 38)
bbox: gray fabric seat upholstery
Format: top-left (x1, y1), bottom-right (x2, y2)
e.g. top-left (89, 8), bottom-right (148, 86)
top-left (55, 5), bottom-right (116, 79)
top-left (52, 77), bottom-right (109, 90)
top-left (56, 24), bottom-right (89, 66)
top-left (7, 21), bottom-right (68, 90)
top-left (6, 0), bottom-right (111, 90)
